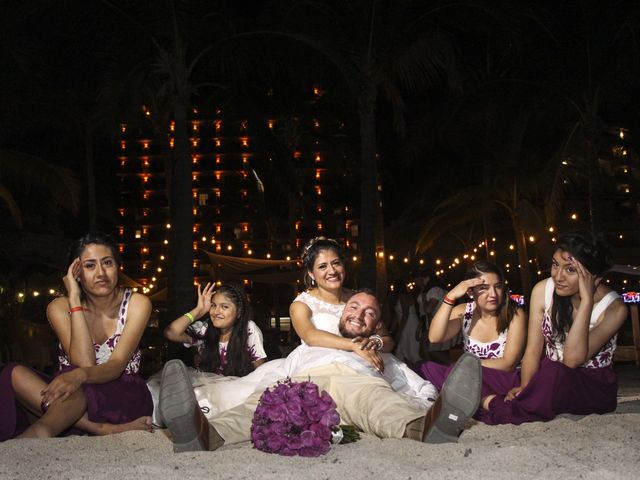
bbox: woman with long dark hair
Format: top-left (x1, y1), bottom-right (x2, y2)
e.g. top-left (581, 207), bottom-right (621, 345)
top-left (480, 232), bottom-right (627, 424)
top-left (289, 237), bottom-right (394, 370)
top-left (164, 282), bottom-right (266, 376)
top-left (415, 261), bottom-right (526, 402)
top-left (0, 233), bottom-right (153, 440)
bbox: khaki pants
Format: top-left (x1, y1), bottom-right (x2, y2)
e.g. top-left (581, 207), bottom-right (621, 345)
top-left (211, 363), bottom-right (425, 445)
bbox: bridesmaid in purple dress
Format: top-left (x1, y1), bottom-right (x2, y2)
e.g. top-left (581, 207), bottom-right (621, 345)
top-left (479, 232), bottom-right (627, 424)
top-left (0, 233), bottom-right (153, 440)
top-left (415, 261), bottom-right (527, 401)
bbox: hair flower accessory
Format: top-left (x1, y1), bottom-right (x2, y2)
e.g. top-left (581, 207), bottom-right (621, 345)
top-left (251, 378), bottom-right (357, 457)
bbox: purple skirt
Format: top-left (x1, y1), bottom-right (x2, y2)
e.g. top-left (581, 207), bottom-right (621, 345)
top-left (0, 363), bottom-right (153, 441)
top-left (414, 360), bottom-right (520, 413)
top-left (479, 357), bottom-right (618, 425)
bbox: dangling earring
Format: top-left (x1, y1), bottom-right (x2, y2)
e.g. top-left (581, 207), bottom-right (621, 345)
top-left (311, 278), bottom-right (317, 287)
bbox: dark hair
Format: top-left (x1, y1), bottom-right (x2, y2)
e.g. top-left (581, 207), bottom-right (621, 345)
top-left (464, 261), bottom-right (518, 335)
top-left (66, 232), bottom-right (121, 268)
top-left (550, 231), bottom-right (613, 341)
top-left (300, 237), bottom-right (345, 289)
top-left (66, 233), bottom-right (121, 299)
top-left (199, 283), bottom-right (255, 376)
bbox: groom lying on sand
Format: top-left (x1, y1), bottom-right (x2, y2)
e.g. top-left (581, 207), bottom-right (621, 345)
top-left (158, 290), bottom-right (482, 451)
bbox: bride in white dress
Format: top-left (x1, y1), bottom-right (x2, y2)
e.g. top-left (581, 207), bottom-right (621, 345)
top-left (150, 237), bottom-right (436, 422)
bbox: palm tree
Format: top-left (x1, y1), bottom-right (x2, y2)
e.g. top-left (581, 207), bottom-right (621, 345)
top-left (99, 0), bottom-right (231, 317)
top-left (254, 0), bottom-right (472, 294)
top-left (414, 99), bottom-right (563, 296)
top-left (0, 151), bottom-right (80, 228)
top-left (542, 1), bottom-right (640, 233)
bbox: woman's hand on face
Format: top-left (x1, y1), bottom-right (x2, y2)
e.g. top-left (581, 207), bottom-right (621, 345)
top-left (63, 258), bottom-right (83, 300)
top-left (195, 282), bottom-right (215, 317)
top-left (41, 369), bottom-right (84, 407)
top-left (448, 278), bottom-right (484, 301)
top-left (505, 386), bottom-right (523, 401)
top-left (570, 257), bottom-right (601, 300)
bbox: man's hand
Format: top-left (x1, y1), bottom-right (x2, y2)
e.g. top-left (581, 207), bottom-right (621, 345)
top-left (351, 339), bottom-right (384, 372)
top-left (351, 336), bottom-right (380, 351)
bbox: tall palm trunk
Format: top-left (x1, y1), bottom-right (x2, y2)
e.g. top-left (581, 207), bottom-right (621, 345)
top-left (358, 82), bottom-right (386, 295)
top-left (583, 106), bottom-right (600, 234)
top-left (168, 100), bottom-right (193, 317)
top-left (510, 182), bottom-right (532, 296)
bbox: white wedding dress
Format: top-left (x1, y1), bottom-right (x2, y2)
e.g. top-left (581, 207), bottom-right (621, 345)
top-left (148, 291), bottom-right (436, 424)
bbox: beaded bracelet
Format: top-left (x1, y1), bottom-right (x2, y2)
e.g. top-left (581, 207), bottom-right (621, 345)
top-left (369, 334), bottom-right (384, 351)
top-left (184, 312), bottom-right (195, 324)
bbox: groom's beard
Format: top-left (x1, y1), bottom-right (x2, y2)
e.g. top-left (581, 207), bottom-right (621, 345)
top-left (338, 320), bottom-right (376, 339)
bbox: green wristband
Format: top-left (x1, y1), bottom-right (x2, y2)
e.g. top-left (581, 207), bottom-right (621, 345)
top-left (184, 312), bottom-right (195, 324)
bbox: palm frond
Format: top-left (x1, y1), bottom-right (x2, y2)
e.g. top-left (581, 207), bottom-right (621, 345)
top-left (0, 183), bottom-right (21, 227)
top-left (0, 150), bottom-right (81, 215)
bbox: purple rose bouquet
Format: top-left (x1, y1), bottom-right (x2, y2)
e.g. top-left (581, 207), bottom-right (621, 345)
top-left (250, 378), bottom-right (341, 457)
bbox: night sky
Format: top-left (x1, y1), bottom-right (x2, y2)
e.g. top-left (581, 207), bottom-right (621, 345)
top-left (1, 0), bottom-right (639, 295)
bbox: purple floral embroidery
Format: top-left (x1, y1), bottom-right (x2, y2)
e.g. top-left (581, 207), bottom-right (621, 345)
top-left (542, 309), bottom-right (616, 368)
top-left (58, 289), bottom-right (141, 374)
top-left (461, 302), bottom-right (507, 359)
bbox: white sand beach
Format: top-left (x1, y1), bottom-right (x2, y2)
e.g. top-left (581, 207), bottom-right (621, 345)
top-left (2, 366), bottom-right (639, 480)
